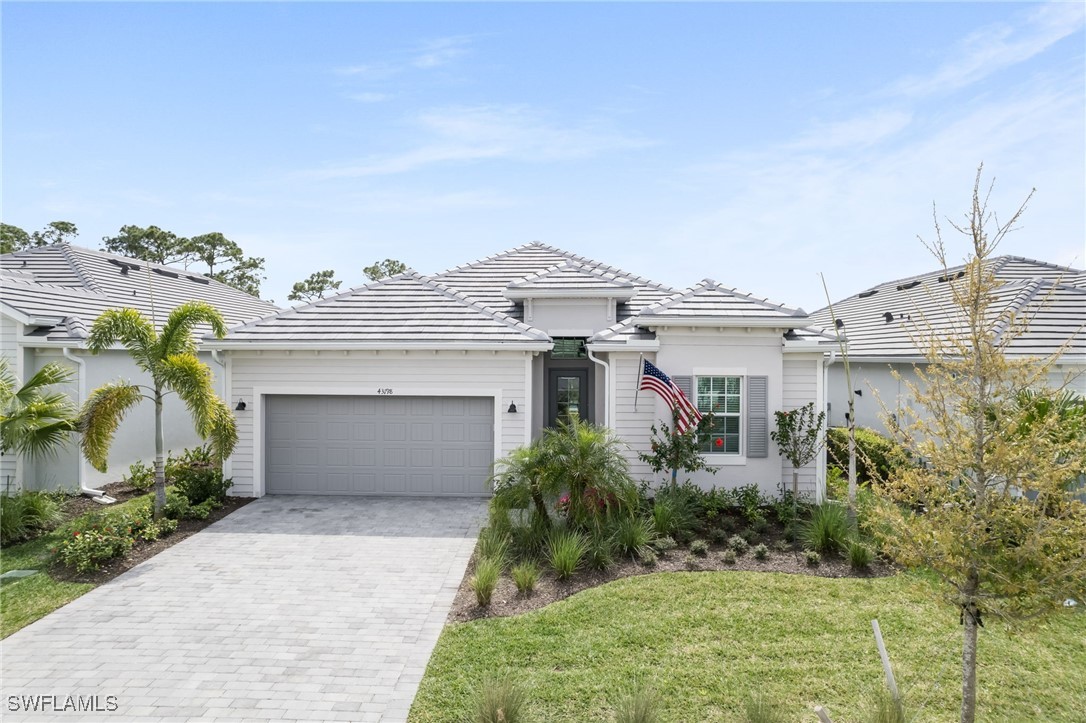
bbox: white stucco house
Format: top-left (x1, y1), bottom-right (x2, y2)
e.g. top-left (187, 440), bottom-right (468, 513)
top-left (0, 243), bottom-right (279, 495)
top-left (207, 243), bottom-right (837, 501)
top-left (809, 255), bottom-right (1086, 435)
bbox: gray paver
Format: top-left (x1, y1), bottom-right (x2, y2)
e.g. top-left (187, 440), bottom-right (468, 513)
top-left (0, 496), bottom-right (485, 722)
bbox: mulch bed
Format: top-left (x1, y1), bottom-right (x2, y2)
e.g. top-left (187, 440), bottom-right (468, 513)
top-left (49, 493), bottom-right (252, 586)
top-left (58, 481), bottom-right (148, 520)
top-left (450, 542), bottom-right (894, 623)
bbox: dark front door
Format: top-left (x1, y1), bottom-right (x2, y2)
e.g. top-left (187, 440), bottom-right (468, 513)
top-left (547, 368), bottom-right (589, 427)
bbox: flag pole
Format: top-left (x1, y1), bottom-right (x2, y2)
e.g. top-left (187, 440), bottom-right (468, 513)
top-left (634, 353), bottom-right (644, 411)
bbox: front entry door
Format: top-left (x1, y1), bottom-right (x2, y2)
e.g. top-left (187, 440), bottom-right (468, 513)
top-left (547, 368), bottom-right (589, 427)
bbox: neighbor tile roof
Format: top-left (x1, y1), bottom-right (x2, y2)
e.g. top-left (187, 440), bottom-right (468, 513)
top-left (219, 272), bottom-right (551, 345)
top-left (808, 256), bottom-right (1086, 359)
top-left (1, 244), bottom-right (279, 342)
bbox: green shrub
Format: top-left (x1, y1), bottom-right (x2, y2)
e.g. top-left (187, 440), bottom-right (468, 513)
top-left (650, 497), bottom-right (696, 542)
top-left (471, 558), bottom-right (502, 607)
top-left (771, 490), bottom-right (800, 527)
top-left (782, 524), bottom-right (797, 543)
top-left (54, 512), bottom-right (145, 572)
top-left (826, 427), bottom-right (910, 485)
top-left (639, 549), bottom-right (658, 567)
top-left (651, 535), bottom-right (677, 553)
top-left (474, 678), bottom-right (527, 723)
top-left (849, 539), bottom-right (874, 570)
top-left (1, 492), bottom-right (64, 544)
top-left (548, 529), bottom-right (587, 580)
top-left (752, 543), bottom-right (769, 560)
top-left (509, 512), bottom-right (551, 561)
top-left (614, 685), bottom-right (659, 723)
top-left (683, 554), bottom-right (699, 570)
top-left (802, 503), bottom-right (850, 556)
top-left (478, 527), bottom-right (511, 568)
top-left (772, 540), bottom-right (790, 554)
top-left (744, 694), bottom-right (788, 723)
top-left (720, 548), bottom-right (737, 565)
top-left (749, 513), bottom-right (769, 535)
top-left (511, 561), bottom-right (540, 595)
top-left (739, 528), bottom-right (758, 544)
top-left (162, 491), bottom-right (192, 520)
top-left (123, 460), bottom-right (155, 492)
top-left (734, 484), bottom-right (767, 524)
top-left (170, 447), bottom-right (231, 505)
top-left (613, 514), bottom-right (654, 560)
top-left (804, 549), bottom-right (821, 567)
top-left (708, 527), bottom-right (730, 545)
top-left (728, 535), bottom-right (749, 555)
top-left (689, 539), bottom-right (709, 557)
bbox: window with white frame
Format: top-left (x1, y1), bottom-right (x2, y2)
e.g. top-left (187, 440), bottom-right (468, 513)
top-left (697, 376), bottom-right (742, 454)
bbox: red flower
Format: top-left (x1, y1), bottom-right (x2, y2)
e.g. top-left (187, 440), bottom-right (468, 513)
top-left (715, 438), bottom-right (723, 448)
top-left (73, 531), bottom-right (80, 537)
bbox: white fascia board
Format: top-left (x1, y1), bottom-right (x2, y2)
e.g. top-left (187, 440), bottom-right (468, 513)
top-left (202, 340), bottom-right (553, 352)
top-left (782, 341), bottom-right (833, 352)
top-left (1, 303), bottom-right (63, 327)
top-left (504, 288), bottom-right (637, 301)
top-left (585, 341), bottom-right (660, 352)
top-left (640, 316), bottom-right (806, 328)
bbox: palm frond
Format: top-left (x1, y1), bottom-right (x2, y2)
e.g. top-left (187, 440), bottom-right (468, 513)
top-left (0, 361), bottom-right (79, 459)
top-left (12, 362), bottom-right (76, 406)
top-left (206, 398), bottom-right (238, 462)
top-left (156, 301), bottom-right (228, 360)
top-left (86, 308), bottom-right (158, 372)
top-left (79, 382), bottom-right (144, 472)
top-left (159, 353), bottom-right (218, 436)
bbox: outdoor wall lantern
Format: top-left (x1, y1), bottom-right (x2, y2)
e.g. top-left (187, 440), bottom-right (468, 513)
top-left (235, 399), bottom-right (247, 411)
top-left (507, 402), bottom-right (518, 414)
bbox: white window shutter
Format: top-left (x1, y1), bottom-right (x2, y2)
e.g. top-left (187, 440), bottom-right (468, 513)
top-left (746, 376), bottom-right (769, 458)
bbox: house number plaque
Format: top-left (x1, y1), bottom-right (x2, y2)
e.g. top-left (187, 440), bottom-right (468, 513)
top-left (377, 388), bottom-right (394, 395)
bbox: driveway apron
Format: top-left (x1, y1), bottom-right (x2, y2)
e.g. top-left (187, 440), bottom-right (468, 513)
top-left (1, 496), bottom-right (486, 722)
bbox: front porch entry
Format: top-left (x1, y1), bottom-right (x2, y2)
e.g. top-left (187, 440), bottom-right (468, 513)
top-left (544, 337), bottom-right (595, 428)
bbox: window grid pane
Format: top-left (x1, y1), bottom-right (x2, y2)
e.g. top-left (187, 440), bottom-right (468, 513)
top-left (696, 375), bottom-right (742, 455)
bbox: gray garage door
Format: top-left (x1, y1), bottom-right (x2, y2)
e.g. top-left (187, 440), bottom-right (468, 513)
top-left (264, 395), bottom-right (494, 496)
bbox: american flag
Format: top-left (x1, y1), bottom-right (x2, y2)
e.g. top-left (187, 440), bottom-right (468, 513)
top-left (638, 359), bottom-right (703, 433)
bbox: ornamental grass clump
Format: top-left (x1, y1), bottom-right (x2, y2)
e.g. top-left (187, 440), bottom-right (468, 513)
top-left (848, 539), bottom-right (873, 570)
top-left (474, 678), bottom-right (528, 723)
top-left (548, 529), bottom-right (587, 581)
top-left (802, 503), bottom-right (850, 556)
top-left (470, 558), bottom-right (502, 607)
top-left (511, 561), bottom-right (540, 595)
top-left (613, 684), bottom-right (660, 723)
top-left (613, 514), bottom-right (654, 560)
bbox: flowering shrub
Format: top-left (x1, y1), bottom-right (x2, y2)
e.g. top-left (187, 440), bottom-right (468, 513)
top-left (53, 508), bottom-right (178, 573)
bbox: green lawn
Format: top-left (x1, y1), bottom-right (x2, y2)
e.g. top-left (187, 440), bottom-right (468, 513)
top-left (410, 571), bottom-right (1085, 722)
top-left (0, 493), bottom-right (151, 638)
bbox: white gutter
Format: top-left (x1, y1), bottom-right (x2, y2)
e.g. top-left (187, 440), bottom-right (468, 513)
top-left (586, 348), bottom-right (609, 427)
top-left (62, 347), bottom-right (110, 500)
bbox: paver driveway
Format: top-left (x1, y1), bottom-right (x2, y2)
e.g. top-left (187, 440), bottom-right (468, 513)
top-left (1, 496), bottom-right (486, 723)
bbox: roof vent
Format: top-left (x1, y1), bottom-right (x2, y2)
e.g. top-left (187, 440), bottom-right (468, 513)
top-left (186, 275), bottom-right (210, 285)
top-left (858, 289), bottom-right (878, 298)
top-left (883, 312), bottom-right (894, 323)
top-left (938, 270), bottom-right (966, 283)
top-left (896, 280), bottom-right (921, 291)
top-left (108, 258), bottom-right (141, 273)
top-left (152, 268), bottom-right (179, 279)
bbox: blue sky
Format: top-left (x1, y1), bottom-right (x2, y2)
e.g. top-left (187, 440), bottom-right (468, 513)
top-left (4, 2), bottom-right (1084, 309)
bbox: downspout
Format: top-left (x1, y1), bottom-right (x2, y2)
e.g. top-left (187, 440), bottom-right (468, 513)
top-left (211, 349), bottom-right (233, 481)
top-left (820, 348), bottom-right (837, 504)
top-left (62, 347), bottom-right (110, 500)
top-left (586, 348), bottom-right (609, 427)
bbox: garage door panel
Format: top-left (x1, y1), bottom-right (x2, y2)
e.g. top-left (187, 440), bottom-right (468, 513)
top-left (265, 395), bottom-right (493, 496)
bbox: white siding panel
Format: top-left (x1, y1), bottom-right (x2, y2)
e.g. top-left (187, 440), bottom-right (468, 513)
top-left (611, 352), bottom-right (657, 481)
top-left (227, 350), bottom-right (530, 497)
top-left (1, 315), bottom-right (20, 491)
top-left (781, 355), bottom-right (822, 498)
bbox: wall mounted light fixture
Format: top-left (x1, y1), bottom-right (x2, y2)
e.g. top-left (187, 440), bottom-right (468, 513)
top-left (507, 402), bottom-right (518, 413)
top-left (235, 399), bottom-right (247, 411)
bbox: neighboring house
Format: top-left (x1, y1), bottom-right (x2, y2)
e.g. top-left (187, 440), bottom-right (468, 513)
top-left (0, 243), bottom-right (279, 494)
top-left (809, 256), bottom-right (1086, 435)
top-left (207, 243), bottom-right (837, 501)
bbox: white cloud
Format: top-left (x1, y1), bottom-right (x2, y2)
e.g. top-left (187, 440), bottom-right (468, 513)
top-left (302, 104), bottom-right (653, 179)
top-left (888, 2), bottom-right (1085, 98)
top-left (410, 36), bottom-right (474, 69)
top-left (343, 91), bottom-right (389, 103)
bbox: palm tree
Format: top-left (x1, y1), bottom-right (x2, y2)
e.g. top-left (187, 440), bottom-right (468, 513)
top-left (492, 441), bottom-right (556, 525)
top-left (542, 417), bottom-right (638, 526)
top-left (81, 302), bottom-right (237, 518)
top-left (0, 360), bottom-right (78, 460)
